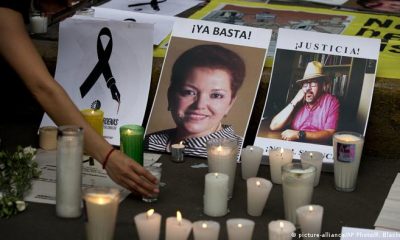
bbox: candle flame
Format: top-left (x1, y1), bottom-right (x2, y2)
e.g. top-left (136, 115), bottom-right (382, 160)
top-left (309, 205), bottom-right (314, 212)
top-left (179, 141), bottom-right (184, 146)
top-left (279, 221), bottom-right (284, 229)
top-left (217, 145), bottom-right (222, 152)
top-left (280, 148), bottom-right (284, 154)
top-left (310, 152), bottom-right (313, 158)
top-left (91, 110), bottom-right (95, 114)
top-left (250, 146), bottom-right (253, 151)
top-left (214, 173), bottom-right (219, 178)
top-left (202, 223), bottom-right (208, 229)
top-left (238, 223), bottom-right (243, 228)
top-left (176, 211), bottom-right (182, 225)
top-left (256, 181), bottom-right (261, 187)
top-left (146, 209), bottom-right (154, 218)
top-left (126, 129), bottom-right (132, 134)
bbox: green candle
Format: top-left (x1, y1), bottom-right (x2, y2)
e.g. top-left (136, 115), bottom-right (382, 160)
top-left (119, 124), bottom-right (144, 165)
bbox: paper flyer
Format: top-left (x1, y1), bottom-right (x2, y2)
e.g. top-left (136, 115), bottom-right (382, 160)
top-left (254, 28), bottom-right (380, 162)
top-left (145, 18), bottom-right (271, 158)
top-left (40, 18), bottom-right (154, 145)
top-left (180, 0), bottom-right (400, 79)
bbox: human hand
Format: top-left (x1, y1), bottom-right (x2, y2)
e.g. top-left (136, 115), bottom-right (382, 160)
top-left (281, 129), bottom-right (300, 141)
top-left (291, 89), bottom-right (305, 106)
top-left (104, 150), bottom-right (159, 197)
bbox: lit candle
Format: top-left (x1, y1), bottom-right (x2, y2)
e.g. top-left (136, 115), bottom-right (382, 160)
top-left (81, 109), bottom-right (104, 136)
top-left (193, 221), bottom-right (220, 240)
top-left (207, 138), bottom-right (238, 198)
top-left (204, 173), bottom-right (229, 217)
top-left (83, 187), bottom-right (120, 240)
top-left (134, 209), bottom-right (162, 240)
top-left (300, 151), bottom-right (324, 187)
top-left (171, 141), bottom-right (185, 163)
top-left (282, 163), bottom-right (316, 225)
top-left (240, 145), bottom-right (263, 180)
top-left (333, 132), bottom-right (365, 192)
top-left (165, 211), bottom-right (192, 240)
top-left (119, 124), bottom-right (144, 165)
top-left (226, 218), bottom-right (255, 240)
top-left (296, 205), bottom-right (324, 240)
top-left (246, 177), bottom-right (273, 216)
top-left (269, 148), bottom-right (293, 184)
top-left (30, 14), bottom-right (48, 34)
top-left (268, 220), bottom-right (296, 240)
top-left (39, 126), bottom-right (58, 150)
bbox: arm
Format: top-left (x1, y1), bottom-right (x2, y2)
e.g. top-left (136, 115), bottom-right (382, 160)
top-left (270, 88), bottom-right (305, 131)
top-left (0, 7), bottom-right (158, 196)
top-left (281, 129), bottom-right (335, 142)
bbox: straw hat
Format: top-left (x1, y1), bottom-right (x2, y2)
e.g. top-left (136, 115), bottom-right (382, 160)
top-left (296, 61), bottom-right (326, 84)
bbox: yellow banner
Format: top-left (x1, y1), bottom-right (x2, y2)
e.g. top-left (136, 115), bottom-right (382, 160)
top-left (154, 0), bottom-right (399, 79)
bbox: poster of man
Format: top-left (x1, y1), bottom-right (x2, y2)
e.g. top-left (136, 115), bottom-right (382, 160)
top-left (254, 28), bottom-right (380, 162)
top-left (145, 19), bottom-right (271, 158)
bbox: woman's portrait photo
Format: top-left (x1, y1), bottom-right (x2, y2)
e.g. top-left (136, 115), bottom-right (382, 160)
top-left (145, 37), bottom-right (267, 157)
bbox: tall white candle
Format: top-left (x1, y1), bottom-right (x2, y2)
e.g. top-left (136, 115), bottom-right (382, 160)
top-left (204, 173), bottom-right (229, 217)
top-left (165, 211), bottom-right (192, 240)
top-left (241, 145), bottom-right (263, 180)
top-left (333, 132), bottom-right (364, 192)
top-left (134, 209), bottom-right (162, 240)
top-left (83, 188), bottom-right (120, 240)
top-left (226, 218), bottom-right (255, 240)
top-left (296, 205), bottom-right (324, 240)
top-left (269, 148), bottom-right (293, 184)
top-left (268, 220), bottom-right (296, 240)
top-left (56, 126), bottom-right (83, 218)
top-left (207, 138), bottom-right (238, 198)
top-left (193, 221), bottom-right (220, 240)
top-left (282, 163), bottom-right (316, 225)
top-left (246, 177), bottom-right (273, 216)
top-left (300, 151), bottom-right (324, 187)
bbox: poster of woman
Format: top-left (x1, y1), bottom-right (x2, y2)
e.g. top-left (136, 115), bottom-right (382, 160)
top-left (145, 19), bottom-right (272, 158)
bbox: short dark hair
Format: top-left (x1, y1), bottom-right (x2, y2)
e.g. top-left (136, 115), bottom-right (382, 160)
top-left (168, 44), bottom-right (245, 100)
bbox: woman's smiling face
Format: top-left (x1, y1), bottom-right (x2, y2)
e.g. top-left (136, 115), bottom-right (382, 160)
top-left (170, 67), bottom-right (235, 138)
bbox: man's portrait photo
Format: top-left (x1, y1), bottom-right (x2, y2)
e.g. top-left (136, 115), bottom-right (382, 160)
top-left (257, 49), bottom-right (376, 146)
top-left (145, 37), bottom-right (267, 157)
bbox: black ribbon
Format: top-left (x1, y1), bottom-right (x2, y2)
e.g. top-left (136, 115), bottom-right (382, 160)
top-left (128, 0), bottom-right (167, 11)
top-left (80, 27), bottom-right (120, 106)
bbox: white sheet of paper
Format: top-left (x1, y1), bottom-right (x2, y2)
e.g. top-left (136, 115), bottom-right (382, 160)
top-left (99, 0), bottom-right (203, 16)
top-left (92, 7), bottom-right (176, 45)
top-left (341, 227), bottom-right (400, 239)
top-left (375, 198), bottom-right (400, 231)
top-left (24, 150), bottom-right (161, 204)
top-left (40, 18), bottom-right (153, 145)
top-left (304, 0), bottom-right (348, 5)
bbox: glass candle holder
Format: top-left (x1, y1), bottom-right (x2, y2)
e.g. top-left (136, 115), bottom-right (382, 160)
top-left (282, 162), bottom-right (316, 225)
top-left (83, 187), bottom-right (120, 240)
top-left (333, 131), bottom-right (365, 192)
top-left (120, 124), bottom-right (144, 165)
top-left (142, 165), bottom-right (162, 203)
top-left (207, 138), bottom-right (239, 198)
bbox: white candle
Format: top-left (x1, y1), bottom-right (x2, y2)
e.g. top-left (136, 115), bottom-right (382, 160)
top-left (165, 211), bottom-right (192, 240)
top-left (333, 132), bottom-right (364, 192)
top-left (268, 220), bottom-right (296, 240)
top-left (134, 209), bottom-right (162, 240)
top-left (204, 173), bottom-right (229, 217)
top-left (39, 126), bottom-right (58, 150)
top-left (241, 145), bottom-right (263, 180)
top-left (246, 177), bottom-right (273, 216)
top-left (207, 138), bottom-right (238, 198)
top-left (296, 205), bottom-right (324, 240)
top-left (282, 163), bottom-right (316, 225)
top-left (171, 141), bottom-right (185, 163)
top-left (56, 126), bottom-right (83, 218)
top-left (300, 151), bottom-right (324, 187)
top-left (226, 218), bottom-right (255, 240)
top-left (83, 188), bottom-right (120, 240)
top-left (30, 15), bottom-right (48, 34)
top-left (193, 221), bottom-right (220, 240)
top-left (269, 148), bottom-right (293, 184)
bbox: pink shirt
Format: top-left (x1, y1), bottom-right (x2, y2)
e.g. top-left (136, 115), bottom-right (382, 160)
top-left (291, 93), bottom-right (340, 131)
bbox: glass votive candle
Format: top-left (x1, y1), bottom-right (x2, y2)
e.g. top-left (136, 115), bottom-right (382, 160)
top-left (142, 165), bottom-right (162, 203)
top-left (83, 187), bottom-right (120, 240)
top-left (333, 131), bottom-right (365, 192)
top-left (171, 141), bottom-right (185, 163)
top-left (300, 151), bottom-right (324, 187)
top-left (282, 162), bottom-right (316, 225)
top-left (207, 138), bottom-right (239, 198)
top-left (120, 124), bottom-right (144, 165)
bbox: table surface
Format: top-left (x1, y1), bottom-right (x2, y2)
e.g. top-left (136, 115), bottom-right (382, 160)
top-left (0, 152), bottom-right (398, 240)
